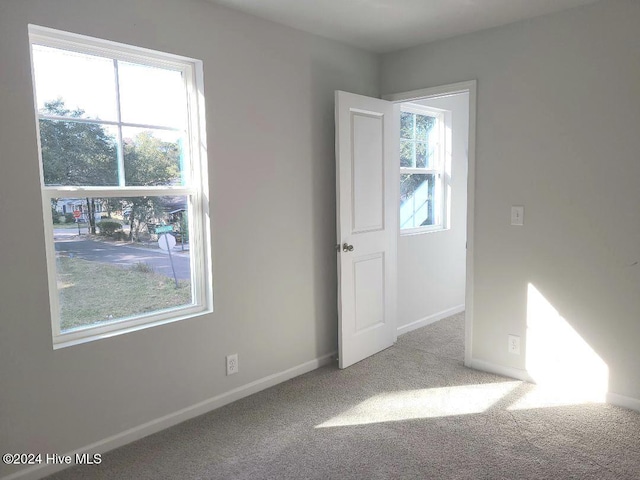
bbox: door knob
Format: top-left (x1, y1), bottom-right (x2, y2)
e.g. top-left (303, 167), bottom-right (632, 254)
top-left (342, 243), bottom-right (354, 252)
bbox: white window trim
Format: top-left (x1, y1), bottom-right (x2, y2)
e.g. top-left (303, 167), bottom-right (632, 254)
top-left (399, 104), bottom-right (448, 236)
top-left (29, 25), bottom-right (213, 349)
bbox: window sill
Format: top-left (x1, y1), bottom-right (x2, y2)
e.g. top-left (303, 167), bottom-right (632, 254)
top-left (52, 305), bottom-right (212, 350)
top-left (400, 226), bottom-right (449, 237)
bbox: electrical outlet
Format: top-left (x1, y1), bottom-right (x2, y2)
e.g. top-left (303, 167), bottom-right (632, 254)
top-left (226, 353), bottom-right (239, 375)
top-left (508, 335), bottom-right (521, 355)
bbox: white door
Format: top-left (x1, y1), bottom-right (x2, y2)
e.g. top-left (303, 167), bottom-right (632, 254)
top-left (335, 90), bottom-right (399, 369)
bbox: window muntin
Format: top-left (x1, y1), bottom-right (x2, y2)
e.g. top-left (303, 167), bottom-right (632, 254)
top-left (399, 105), bottom-right (446, 234)
top-left (30, 25), bottom-right (211, 347)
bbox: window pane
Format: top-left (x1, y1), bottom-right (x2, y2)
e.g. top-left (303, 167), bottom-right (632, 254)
top-left (52, 195), bottom-right (193, 333)
top-left (416, 141), bottom-right (437, 169)
top-left (400, 140), bottom-right (414, 168)
top-left (400, 112), bottom-right (414, 139)
top-left (415, 113), bottom-right (436, 142)
top-left (32, 45), bottom-right (118, 121)
top-left (39, 119), bottom-right (119, 186)
top-left (400, 174), bottom-right (435, 229)
top-left (415, 142), bottom-right (427, 168)
top-left (118, 61), bottom-right (187, 129)
top-left (122, 128), bottom-right (186, 186)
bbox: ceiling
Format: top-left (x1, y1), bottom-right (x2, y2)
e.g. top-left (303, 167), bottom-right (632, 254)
top-left (209, 0), bottom-right (599, 53)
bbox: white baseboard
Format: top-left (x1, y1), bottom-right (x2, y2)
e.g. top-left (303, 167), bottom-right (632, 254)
top-left (1, 352), bottom-right (337, 480)
top-left (397, 304), bottom-right (465, 337)
top-left (465, 357), bottom-right (534, 383)
top-left (606, 391), bottom-right (640, 413)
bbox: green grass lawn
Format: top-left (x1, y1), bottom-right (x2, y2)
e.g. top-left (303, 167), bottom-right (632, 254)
top-left (53, 222), bottom-right (86, 229)
top-left (56, 256), bottom-right (192, 331)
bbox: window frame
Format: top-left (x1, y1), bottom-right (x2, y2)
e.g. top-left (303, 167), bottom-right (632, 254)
top-left (29, 25), bottom-right (213, 349)
top-left (399, 104), bottom-right (447, 235)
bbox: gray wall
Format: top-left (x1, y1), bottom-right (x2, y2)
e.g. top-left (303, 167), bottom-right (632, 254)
top-left (382, 0), bottom-right (640, 401)
top-left (4, 0), bottom-right (640, 476)
top-left (398, 93), bottom-right (468, 331)
top-left (0, 0), bottom-right (378, 476)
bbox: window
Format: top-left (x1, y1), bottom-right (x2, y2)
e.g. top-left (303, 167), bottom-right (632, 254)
top-left (399, 104), bottom-right (446, 234)
top-left (29, 26), bottom-right (211, 348)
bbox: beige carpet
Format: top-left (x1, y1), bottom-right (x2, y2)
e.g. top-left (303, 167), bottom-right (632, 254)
top-left (48, 312), bottom-right (640, 479)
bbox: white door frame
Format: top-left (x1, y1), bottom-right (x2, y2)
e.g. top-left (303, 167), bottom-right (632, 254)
top-left (382, 80), bottom-right (477, 367)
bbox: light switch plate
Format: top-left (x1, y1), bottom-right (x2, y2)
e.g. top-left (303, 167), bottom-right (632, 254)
top-left (511, 206), bottom-right (524, 226)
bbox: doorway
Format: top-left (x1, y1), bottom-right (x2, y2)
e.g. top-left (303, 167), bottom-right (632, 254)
top-left (384, 81), bottom-right (476, 366)
top-left (334, 81), bottom-right (476, 369)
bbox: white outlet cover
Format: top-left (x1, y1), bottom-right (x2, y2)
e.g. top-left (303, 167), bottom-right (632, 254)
top-left (226, 354), bottom-right (239, 375)
top-left (508, 335), bottom-right (521, 355)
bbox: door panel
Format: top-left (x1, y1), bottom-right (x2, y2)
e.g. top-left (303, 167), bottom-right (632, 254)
top-left (354, 253), bottom-right (385, 332)
top-left (352, 112), bottom-right (384, 233)
top-left (335, 91), bottom-right (398, 369)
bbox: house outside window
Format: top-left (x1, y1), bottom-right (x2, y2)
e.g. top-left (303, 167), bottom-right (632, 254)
top-left (29, 25), bottom-right (212, 348)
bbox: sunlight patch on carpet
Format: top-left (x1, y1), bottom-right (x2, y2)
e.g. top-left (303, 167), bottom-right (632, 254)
top-left (315, 381), bottom-right (521, 428)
